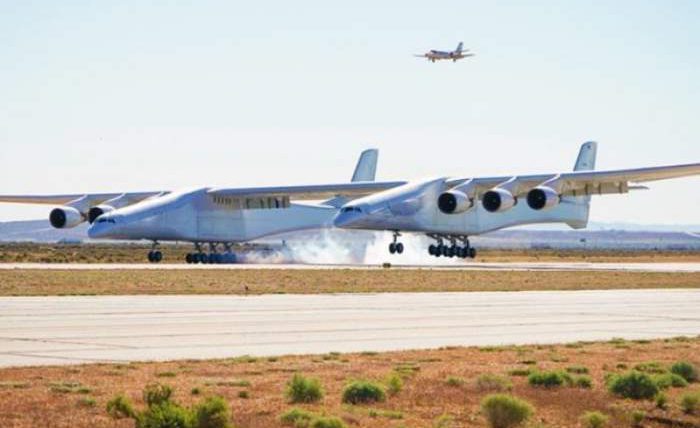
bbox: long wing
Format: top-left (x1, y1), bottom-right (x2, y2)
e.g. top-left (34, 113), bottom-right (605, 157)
top-left (0, 191), bottom-right (163, 206)
top-left (446, 163), bottom-right (700, 197)
top-left (208, 181), bottom-right (406, 201)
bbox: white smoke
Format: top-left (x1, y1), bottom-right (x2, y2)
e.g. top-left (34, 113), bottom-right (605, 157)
top-left (239, 230), bottom-right (463, 266)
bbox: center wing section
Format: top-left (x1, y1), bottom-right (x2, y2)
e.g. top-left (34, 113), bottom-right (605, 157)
top-left (207, 181), bottom-right (406, 203)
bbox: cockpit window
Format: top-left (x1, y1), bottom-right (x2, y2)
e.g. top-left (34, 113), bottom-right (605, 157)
top-left (341, 206), bottom-right (362, 213)
top-left (97, 218), bottom-right (116, 224)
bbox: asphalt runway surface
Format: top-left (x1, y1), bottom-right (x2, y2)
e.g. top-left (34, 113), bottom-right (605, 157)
top-left (2, 262), bottom-right (700, 272)
top-left (1, 289), bottom-right (699, 367)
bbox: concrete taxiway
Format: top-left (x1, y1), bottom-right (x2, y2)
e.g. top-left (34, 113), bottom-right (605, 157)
top-left (1, 289), bottom-right (699, 367)
top-left (2, 262), bottom-right (700, 272)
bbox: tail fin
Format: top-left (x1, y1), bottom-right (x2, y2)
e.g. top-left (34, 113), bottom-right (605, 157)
top-left (455, 42), bottom-right (464, 53)
top-left (574, 141), bottom-right (597, 171)
top-left (566, 141), bottom-right (597, 229)
top-left (351, 149), bottom-right (378, 182)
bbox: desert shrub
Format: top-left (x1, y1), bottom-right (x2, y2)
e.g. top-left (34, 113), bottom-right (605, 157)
top-left (106, 394), bottom-right (136, 419)
top-left (341, 381), bottom-right (386, 404)
top-left (680, 392), bottom-right (700, 414)
top-left (280, 407), bottom-right (314, 426)
top-left (192, 396), bottom-right (231, 428)
top-left (653, 373), bottom-right (688, 389)
top-left (607, 372), bottom-right (659, 400)
top-left (386, 373), bottom-right (403, 396)
top-left (580, 411), bottom-right (608, 428)
top-left (446, 376), bottom-right (465, 387)
top-left (237, 391), bottom-right (249, 399)
top-left (106, 384), bottom-right (231, 428)
top-left (286, 374), bottom-right (324, 404)
top-left (309, 416), bottom-right (346, 428)
top-left (670, 361), bottom-right (699, 382)
top-left (633, 362), bottom-right (665, 374)
top-left (566, 365), bottom-right (589, 374)
top-left (477, 374), bottom-right (512, 392)
top-left (528, 371), bottom-right (570, 388)
top-left (143, 383), bottom-right (173, 407)
top-left (77, 396), bottom-right (97, 408)
top-left (630, 410), bottom-right (645, 427)
top-left (480, 394), bottom-right (533, 428)
top-left (191, 387), bottom-right (201, 396)
top-left (574, 375), bottom-right (593, 389)
top-left (508, 368), bottom-right (532, 377)
top-left (655, 392), bottom-right (668, 409)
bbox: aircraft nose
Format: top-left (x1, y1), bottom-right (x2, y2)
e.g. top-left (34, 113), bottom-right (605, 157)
top-left (334, 207), bottom-right (366, 228)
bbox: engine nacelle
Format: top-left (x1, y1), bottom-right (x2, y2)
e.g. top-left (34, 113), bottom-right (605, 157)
top-left (88, 205), bottom-right (115, 223)
top-left (49, 207), bottom-right (84, 229)
top-left (526, 186), bottom-right (560, 210)
top-left (437, 191), bottom-right (474, 214)
top-left (482, 188), bottom-right (517, 213)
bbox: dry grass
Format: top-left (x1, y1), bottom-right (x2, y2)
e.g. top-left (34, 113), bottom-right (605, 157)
top-left (0, 269), bottom-right (699, 296)
top-left (1, 338), bottom-right (699, 427)
top-left (2, 243), bottom-right (700, 264)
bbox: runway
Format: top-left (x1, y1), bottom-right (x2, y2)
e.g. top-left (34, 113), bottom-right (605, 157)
top-left (1, 289), bottom-right (699, 367)
top-left (2, 261), bottom-right (700, 272)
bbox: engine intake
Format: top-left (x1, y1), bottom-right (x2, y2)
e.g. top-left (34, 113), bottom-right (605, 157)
top-left (437, 191), bottom-right (473, 214)
top-left (88, 205), bottom-right (115, 223)
top-left (526, 187), bottom-right (560, 210)
top-left (49, 207), bottom-right (84, 229)
top-left (482, 189), bottom-right (517, 213)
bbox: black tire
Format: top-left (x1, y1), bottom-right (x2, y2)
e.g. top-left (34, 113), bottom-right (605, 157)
top-left (148, 251), bottom-right (155, 263)
top-left (428, 245), bottom-right (436, 255)
top-left (389, 243), bottom-right (396, 254)
top-left (469, 247), bottom-right (477, 259)
top-left (154, 251), bottom-right (162, 262)
top-left (441, 245), bottom-right (449, 257)
top-left (396, 243), bottom-right (404, 254)
top-left (185, 253), bottom-right (192, 264)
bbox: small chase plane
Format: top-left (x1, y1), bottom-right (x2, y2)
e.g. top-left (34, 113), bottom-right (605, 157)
top-left (415, 42), bottom-right (474, 62)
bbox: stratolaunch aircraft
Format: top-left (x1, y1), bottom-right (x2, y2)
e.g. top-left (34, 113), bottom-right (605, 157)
top-left (415, 42), bottom-right (475, 62)
top-left (0, 149), bottom-right (405, 263)
top-left (334, 142), bottom-right (700, 259)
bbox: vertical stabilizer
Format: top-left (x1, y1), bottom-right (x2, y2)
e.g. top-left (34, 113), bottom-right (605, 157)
top-left (574, 141), bottom-right (597, 171)
top-left (455, 42), bottom-right (464, 53)
top-left (351, 149), bottom-right (378, 182)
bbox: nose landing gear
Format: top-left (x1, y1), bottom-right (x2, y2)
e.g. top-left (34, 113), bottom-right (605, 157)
top-left (427, 234), bottom-right (476, 259)
top-left (388, 231), bottom-right (404, 255)
top-left (147, 241), bottom-right (163, 263)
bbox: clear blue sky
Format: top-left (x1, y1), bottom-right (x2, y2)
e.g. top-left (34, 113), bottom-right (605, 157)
top-left (1, 1), bottom-right (699, 224)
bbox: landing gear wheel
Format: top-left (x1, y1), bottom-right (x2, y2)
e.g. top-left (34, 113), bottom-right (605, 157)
top-left (428, 245), bottom-right (436, 255)
top-left (185, 253), bottom-right (193, 264)
top-left (147, 251), bottom-right (154, 263)
top-left (389, 243), bottom-right (396, 254)
top-left (395, 243), bottom-right (404, 254)
top-left (153, 251), bottom-right (162, 263)
top-left (469, 247), bottom-right (477, 259)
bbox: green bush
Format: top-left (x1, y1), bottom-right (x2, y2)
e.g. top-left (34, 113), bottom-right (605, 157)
top-left (566, 365), bottom-right (589, 374)
top-left (480, 394), bottom-right (533, 428)
top-left (655, 392), bottom-right (668, 409)
top-left (653, 373), bottom-right (688, 389)
top-left (286, 374), bottom-right (324, 404)
top-left (633, 362), bottom-right (665, 374)
top-left (386, 373), bottom-right (403, 396)
top-left (192, 396), bottom-right (231, 428)
top-left (630, 410), bottom-right (645, 427)
top-left (680, 392), bottom-right (700, 414)
top-left (670, 361), bottom-right (699, 383)
top-left (309, 416), bottom-right (346, 428)
top-left (477, 374), bottom-right (512, 392)
top-left (580, 411), bottom-right (608, 428)
top-left (341, 381), bottom-right (386, 405)
top-left (106, 394), bottom-right (136, 419)
top-left (607, 372), bottom-right (659, 400)
top-left (280, 407), bottom-right (314, 427)
top-left (106, 383), bottom-right (231, 428)
top-left (508, 369), bottom-right (532, 377)
top-left (574, 375), bottom-right (593, 389)
top-left (446, 376), bottom-right (465, 387)
top-left (527, 371), bottom-right (570, 388)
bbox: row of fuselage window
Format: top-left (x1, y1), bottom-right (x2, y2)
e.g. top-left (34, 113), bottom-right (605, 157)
top-left (212, 196), bottom-right (291, 210)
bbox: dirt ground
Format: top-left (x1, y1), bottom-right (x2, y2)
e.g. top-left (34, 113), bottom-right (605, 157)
top-left (1, 338), bottom-right (699, 427)
top-left (2, 243), bottom-right (700, 264)
top-left (0, 269), bottom-right (699, 296)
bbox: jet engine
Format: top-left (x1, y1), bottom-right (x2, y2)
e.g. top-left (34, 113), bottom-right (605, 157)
top-left (88, 205), bottom-right (115, 223)
top-left (49, 207), bottom-right (84, 229)
top-left (482, 188), bottom-right (517, 213)
top-left (437, 191), bottom-right (473, 214)
top-left (526, 186), bottom-right (560, 210)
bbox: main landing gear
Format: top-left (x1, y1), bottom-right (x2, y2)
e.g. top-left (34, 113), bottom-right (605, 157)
top-left (427, 234), bottom-right (476, 259)
top-left (185, 242), bottom-right (237, 264)
top-left (147, 241), bottom-right (163, 263)
top-left (388, 231), bottom-right (404, 255)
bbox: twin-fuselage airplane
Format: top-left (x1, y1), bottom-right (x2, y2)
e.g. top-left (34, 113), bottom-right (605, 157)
top-left (1, 143), bottom-right (699, 263)
top-left (415, 42), bottom-right (474, 62)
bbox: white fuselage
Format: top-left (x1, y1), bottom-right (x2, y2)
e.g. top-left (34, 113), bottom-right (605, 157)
top-left (88, 188), bottom-right (337, 242)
